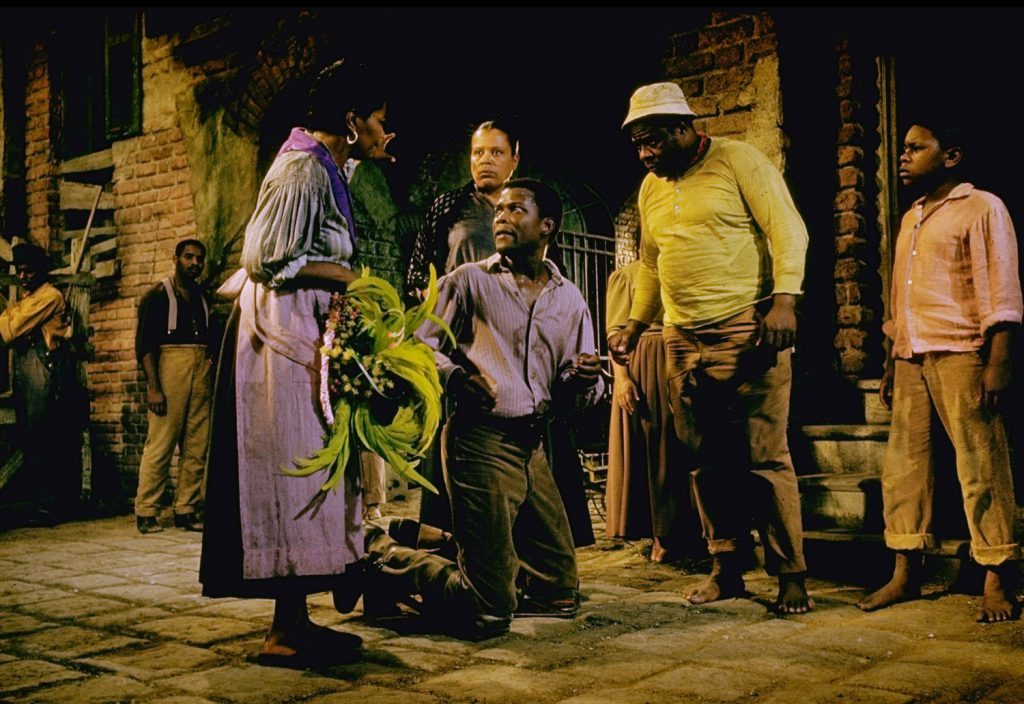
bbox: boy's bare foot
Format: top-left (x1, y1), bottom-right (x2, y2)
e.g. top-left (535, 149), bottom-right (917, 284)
top-left (858, 550), bottom-right (922, 612)
top-left (975, 564), bottom-right (1020, 623)
top-left (685, 553), bottom-right (744, 604)
top-left (774, 573), bottom-right (814, 614)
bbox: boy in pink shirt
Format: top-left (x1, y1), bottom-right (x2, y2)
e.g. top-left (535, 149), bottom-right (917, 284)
top-left (858, 118), bottom-right (1021, 622)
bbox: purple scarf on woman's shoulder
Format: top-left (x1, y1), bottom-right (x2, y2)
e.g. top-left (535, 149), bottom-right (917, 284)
top-left (277, 127), bottom-right (357, 249)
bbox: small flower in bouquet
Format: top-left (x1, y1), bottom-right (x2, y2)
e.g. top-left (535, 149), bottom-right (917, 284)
top-left (283, 265), bottom-right (453, 519)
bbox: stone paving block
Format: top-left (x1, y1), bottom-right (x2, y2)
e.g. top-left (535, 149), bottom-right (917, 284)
top-left (18, 674), bottom-right (154, 703)
top-left (727, 616), bottom-right (810, 640)
top-left (0, 654), bottom-right (15, 663)
top-left (92, 583), bottom-right (190, 604)
top-left (556, 687), bottom-right (697, 704)
top-left (306, 685), bottom-right (441, 703)
top-left (79, 606), bottom-right (176, 629)
top-left (474, 637), bottom-right (586, 668)
top-left (414, 664), bottom-right (589, 703)
top-left (978, 678), bottom-right (1024, 704)
top-left (622, 663), bottom-right (779, 701)
top-left (131, 615), bottom-right (264, 645)
top-left (160, 664), bottom-right (351, 702)
top-left (843, 661), bottom-right (1002, 699)
top-left (0, 659), bottom-right (86, 695)
top-left (557, 654), bottom-right (679, 686)
top-left (49, 573), bottom-right (133, 591)
top-left (855, 596), bottom-right (988, 641)
top-left (785, 625), bottom-right (914, 661)
top-left (77, 642), bottom-right (224, 680)
top-left (16, 593), bottom-right (129, 619)
top-left (187, 599), bottom-right (274, 622)
top-left (755, 683), bottom-right (914, 704)
top-left (897, 639), bottom-right (1024, 677)
top-left (9, 625), bottom-right (146, 659)
top-left (684, 638), bottom-right (864, 683)
top-left (147, 570), bottom-right (204, 590)
top-left (367, 647), bottom-right (464, 674)
top-left (0, 612), bottom-right (58, 637)
top-left (604, 626), bottom-right (718, 655)
top-left (508, 614), bottom-right (589, 638)
top-left (5, 565), bottom-right (78, 583)
top-left (385, 634), bottom-right (483, 656)
top-left (0, 584), bottom-right (72, 607)
top-left (145, 698), bottom-right (220, 704)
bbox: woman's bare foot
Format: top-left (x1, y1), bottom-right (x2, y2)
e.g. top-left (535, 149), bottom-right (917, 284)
top-left (685, 554), bottom-right (744, 604)
top-left (975, 564), bottom-right (1020, 623)
top-left (774, 573), bottom-right (814, 614)
top-left (857, 550), bottom-right (922, 612)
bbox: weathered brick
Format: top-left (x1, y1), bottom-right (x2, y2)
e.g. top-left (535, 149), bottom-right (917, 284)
top-left (665, 52), bottom-right (715, 77)
top-left (839, 347), bottom-right (867, 374)
top-left (753, 12), bottom-right (776, 36)
top-left (835, 234), bottom-right (867, 256)
top-left (714, 44), bottom-right (744, 68)
top-left (837, 123), bottom-right (865, 145)
top-left (836, 75), bottom-right (853, 98)
top-left (834, 257), bottom-right (862, 281)
top-left (835, 327), bottom-right (868, 349)
top-left (834, 189), bottom-right (864, 212)
top-left (745, 35), bottom-right (778, 62)
top-left (671, 30), bottom-right (700, 57)
top-left (834, 211), bottom-right (863, 235)
top-left (837, 146), bottom-right (864, 167)
top-left (837, 166), bottom-right (863, 189)
top-left (699, 17), bottom-right (755, 48)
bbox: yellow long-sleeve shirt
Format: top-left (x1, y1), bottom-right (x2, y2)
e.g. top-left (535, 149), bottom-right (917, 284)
top-left (0, 282), bottom-right (67, 351)
top-left (630, 138), bottom-right (809, 329)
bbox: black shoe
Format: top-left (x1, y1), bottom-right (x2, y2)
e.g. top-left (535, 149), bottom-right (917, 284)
top-left (173, 513), bottom-right (204, 532)
top-left (137, 515), bottom-right (163, 534)
top-left (514, 591), bottom-right (580, 619)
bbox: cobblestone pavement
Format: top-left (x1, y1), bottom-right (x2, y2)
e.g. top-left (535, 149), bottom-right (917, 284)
top-left (2, 493), bottom-right (1023, 704)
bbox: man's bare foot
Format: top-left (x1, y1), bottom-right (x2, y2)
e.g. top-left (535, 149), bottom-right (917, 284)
top-left (857, 550), bottom-right (922, 612)
top-left (774, 573), bottom-right (814, 614)
top-left (975, 565), bottom-right (1020, 623)
top-left (651, 537), bottom-right (670, 563)
top-left (685, 553), bottom-right (744, 604)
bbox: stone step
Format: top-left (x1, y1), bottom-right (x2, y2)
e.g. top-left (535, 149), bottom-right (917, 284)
top-left (803, 528), bottom-right (969, 558)
top-left (800, 423), bottom-right (889, 475)
top-left (798, 471), bottom-right (883, 533)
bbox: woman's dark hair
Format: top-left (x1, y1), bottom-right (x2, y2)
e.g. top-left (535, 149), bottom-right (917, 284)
top-left (475, 118), bottom-right (519, 156)
top-left (306, 58), bottom-right (387, 135)
top-left (503, 178), bottom-right (563, 235)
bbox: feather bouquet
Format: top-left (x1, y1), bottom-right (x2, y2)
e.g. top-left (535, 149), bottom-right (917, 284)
top-left (286, 266), bottom-right (451, 519)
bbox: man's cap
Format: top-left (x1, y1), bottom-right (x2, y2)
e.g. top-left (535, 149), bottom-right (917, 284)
top-left (622, 82), bottom-right (696, 128)
top-left (12, 243), bottom-right (48, 271)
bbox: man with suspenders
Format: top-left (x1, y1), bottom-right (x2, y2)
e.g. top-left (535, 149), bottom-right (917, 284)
top-left (134, 239), bottom-right (212, 534)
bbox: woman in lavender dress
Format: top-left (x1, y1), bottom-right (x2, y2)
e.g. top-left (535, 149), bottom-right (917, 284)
top-left (200, 59), bottom-right (396, 668)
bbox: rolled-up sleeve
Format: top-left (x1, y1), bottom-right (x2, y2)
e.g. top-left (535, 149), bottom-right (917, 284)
top-left (0, 287), bottom-right (62, 345)
top-left (971, 198), bottom-right (1023, 335)
top-left (241, 154), bottom-right (334, 289)
top-left (415, 273), bottom-right (466, 388)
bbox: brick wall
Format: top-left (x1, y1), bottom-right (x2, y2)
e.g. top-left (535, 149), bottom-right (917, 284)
top-left (90, 32), bottom-right (201, 490)
top-left (832, 40), bottom-right (882, 377)
top-left (24, 42), bottom-right (58, 251)
top-left (616, 10), bottom-right (784, 263)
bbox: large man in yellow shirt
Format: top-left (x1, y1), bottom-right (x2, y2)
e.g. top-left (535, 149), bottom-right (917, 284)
top-left (609, 82), bottom-right (813, 614)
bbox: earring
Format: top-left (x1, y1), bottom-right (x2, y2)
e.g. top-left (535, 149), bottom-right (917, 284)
top-left (346, 130), bottom-right (358, 145)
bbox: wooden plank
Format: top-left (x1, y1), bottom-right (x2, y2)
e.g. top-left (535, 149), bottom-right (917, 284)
top-left (93, 260), bottom-right (118, 278)
top-left (0, 448), bottom-right (23, 491)
top-left (88, 238), bottom-right (118, 257)
top-left (60, 226), bottom-right (117, 242)
top-left (60, 181), bottom-right (115, 210)
top-left (59, 149), bottom-right (114, 174)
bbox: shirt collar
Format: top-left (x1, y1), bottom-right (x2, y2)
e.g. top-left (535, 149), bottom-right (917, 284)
top-left (484, 252), bottom-right (565, 285)
top-left (912, 182), bottom-right (974, 209)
